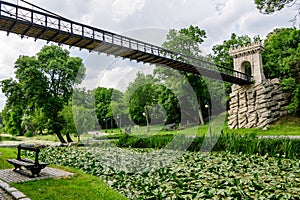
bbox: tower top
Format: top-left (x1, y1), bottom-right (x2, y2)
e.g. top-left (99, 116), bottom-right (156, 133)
top-left (229, 41), bottom-right (265, 83)
top-left (229, 41), bottom-right (264, 58)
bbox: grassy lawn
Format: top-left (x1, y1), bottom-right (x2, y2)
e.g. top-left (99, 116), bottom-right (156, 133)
top-left (222, 115), bottom-right (300, 136)
top-left (1, 114), bottom-right (299, 145)
top-left (0, 148), bottom-right (128, 200)
top-left (0, 147), bottom-right (18, 169)
top-left (106, 114), bottom-right (300, 137)
top-left (11, 167), bottom-right (128, 200)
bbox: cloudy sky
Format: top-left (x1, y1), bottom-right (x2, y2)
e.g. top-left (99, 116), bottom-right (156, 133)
top-left (0, 0), bottom-right (297, 110)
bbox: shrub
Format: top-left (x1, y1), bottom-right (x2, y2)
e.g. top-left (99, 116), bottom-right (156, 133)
top-left (116, 132), bottom-right (300, 158)
top-left (24, 131), bottom-right (33, 137)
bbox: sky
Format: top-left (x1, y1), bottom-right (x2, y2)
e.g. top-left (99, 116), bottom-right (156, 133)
top-left (0, 0), bottom-right (297, 110)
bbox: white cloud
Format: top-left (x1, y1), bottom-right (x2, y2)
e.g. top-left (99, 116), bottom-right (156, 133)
top-left (112, 0), bottom-right (145, 22)
top-left (0, 0), bottom-right (297, 110)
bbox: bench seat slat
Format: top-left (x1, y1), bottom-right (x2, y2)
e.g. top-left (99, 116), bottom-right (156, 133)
top-left (19, 158), bottom-right (48, 165)
top-left (7, 159), bottom-right (35, 167)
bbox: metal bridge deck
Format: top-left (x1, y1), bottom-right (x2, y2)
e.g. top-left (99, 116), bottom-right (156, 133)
top-left (0, 1), bottom-right (253, 85)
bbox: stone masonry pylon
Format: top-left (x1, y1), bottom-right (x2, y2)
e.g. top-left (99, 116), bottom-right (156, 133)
top-left (228, 42), bottom-right (288, 129)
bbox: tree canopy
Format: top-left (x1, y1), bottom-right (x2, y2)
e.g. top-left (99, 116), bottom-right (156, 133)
top-left (254, 0), bottom-right (295, 14)
top-left (155, 25), bottom-right (209, 125)
top-left (262, 27), bottom-right (300, 113)
top-left (1, 45), bottom-right (85, 143)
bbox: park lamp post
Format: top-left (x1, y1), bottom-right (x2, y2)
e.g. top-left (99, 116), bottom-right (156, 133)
top-left (110, 117), bottom-right (113, 133)
top-left (205, 104), bottom-right (212, 135)
top-left (143, 112), bottom-right (150, 133)
top-left (117, 116), bottom-right (122, 132)
top-left (103, 118), bottom-right (107, 133)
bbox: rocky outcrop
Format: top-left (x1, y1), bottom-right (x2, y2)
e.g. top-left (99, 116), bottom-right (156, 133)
top-left (228, 78), bottom-right (288, 129)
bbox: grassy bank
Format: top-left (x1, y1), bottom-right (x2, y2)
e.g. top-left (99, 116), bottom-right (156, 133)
top-left (0, 148), bottom-right (128, 200)
top-left (115, 132), bottom-right (300, 158)
top-left (11, 167), bottom-right (128, 200)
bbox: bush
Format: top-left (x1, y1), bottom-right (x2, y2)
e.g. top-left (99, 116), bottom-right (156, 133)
top-left (24, 131), bottom-right (33, 137)
top-left (116, 134), bottom-right (174, 148)
top-left (116, 132), bottom-right (300, 158)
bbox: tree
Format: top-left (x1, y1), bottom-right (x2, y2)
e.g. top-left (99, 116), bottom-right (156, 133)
top-left (124, 72), bottom-right (180, 126)
top-left (19, 108), bottom-right (48, 136)
top-left (1, 78), bottom-right (26, 135)
top-left (254, 0), bottom-right (295, 14)
top-left (254, 0), bottom-right (299, 24)
top-left (262, 27), bottom-right (300, 113)
top-left (1, 45), bottom-right (85, 143)
top-left (94, 87), bottom-right (124, 130)
top-left (124, 72), bottom-right (158, 125)
top-left (155, 25), bottom-right (209, 125)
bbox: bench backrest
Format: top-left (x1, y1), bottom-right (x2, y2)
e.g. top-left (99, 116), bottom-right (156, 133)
top-left (17, 144), bottom-right (40, 164)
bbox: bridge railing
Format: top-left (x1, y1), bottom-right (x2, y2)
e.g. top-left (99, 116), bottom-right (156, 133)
top-left (0, 1), bottom-right (253, 83)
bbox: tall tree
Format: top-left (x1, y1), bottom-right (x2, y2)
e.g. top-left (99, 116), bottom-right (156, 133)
top-left (262, 27), bottom-right (300, 113)
top-left (94, 87), bottom-right (124, 129)
top-left (1, 78), bottom-right (26, 135)
top-left (1, 45), bottom-right (85, 143)
top-left (123, 72), bottom-right (158, 125)
top-left (124, 72), bottom-right (180, 126)
top-left (155, 25), bottom-right (208, 125)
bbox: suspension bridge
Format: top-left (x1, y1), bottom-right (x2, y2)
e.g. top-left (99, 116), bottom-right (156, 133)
top-left (0, 0), bottom-right (253, 85)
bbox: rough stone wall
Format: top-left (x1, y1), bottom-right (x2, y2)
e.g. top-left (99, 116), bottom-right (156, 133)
top-left (228, 78), bottom-right (288, 129)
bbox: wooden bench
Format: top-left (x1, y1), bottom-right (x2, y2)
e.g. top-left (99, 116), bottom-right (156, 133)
top-left (7, 144), bottom-right (49, 177)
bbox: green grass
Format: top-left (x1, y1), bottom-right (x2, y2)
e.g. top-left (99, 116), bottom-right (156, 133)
top-left (11, 167), bottom-right (128, 200)
top-left (0, 147), bottom-right (128, 200)
top-left (0, 147), bottom-right (18, 169)
top-left (222, 115), bottom-right (300, 136)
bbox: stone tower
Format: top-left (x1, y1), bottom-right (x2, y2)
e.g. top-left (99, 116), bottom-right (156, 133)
top-left (230, 42), bottom-right (265, 83)
top-left (228, 42), bottom-right (288, 129)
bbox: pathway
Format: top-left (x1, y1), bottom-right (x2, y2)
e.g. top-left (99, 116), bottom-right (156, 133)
top-left (0, 187), bottom-right (13, 200)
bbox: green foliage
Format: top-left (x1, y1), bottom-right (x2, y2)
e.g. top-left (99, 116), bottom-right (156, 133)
top-left (263, 28), bottom-right (300, 113)
top-left (24, 131), bottom-right (33, 137)
top-left (164, 25), bottom-right (206, 57)
top-left (115, 132), bottom-right (300, 158)
top-left (212, 33), bottom-right (252, 70)
top-left (254, 0), bottom-right (295, 14)
top-left (155, 26), bottom-right (210, 124)
top-left (73, 106), bottom-right (96, 137)
top-left (41, 147), bottom-right (300, 199)
top-left (1, 45), bottom-right (85, 142)
top-left (93, 87), bottom-right (124, 129)
top-left (124, 72), bottom-right (180, 125)
top-left (59, 105), bottom-right (77, 136)
top-left (116, 134), bottom-right (174, 148)
top-left (1, 105), bottom-right (24, 135)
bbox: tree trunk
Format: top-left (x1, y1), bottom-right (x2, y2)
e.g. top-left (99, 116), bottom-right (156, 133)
top-left (66, 133), bottom-right (73, 143)
top-left (56, 132), bottom-right (67, 143)
top-left (197, 96), bottom-right (205, 125)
